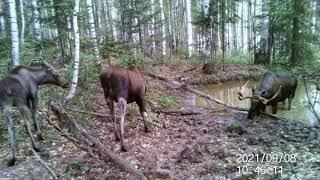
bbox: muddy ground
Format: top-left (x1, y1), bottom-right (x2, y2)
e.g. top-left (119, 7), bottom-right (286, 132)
top-left (0, 63), bottom-right (319, 179)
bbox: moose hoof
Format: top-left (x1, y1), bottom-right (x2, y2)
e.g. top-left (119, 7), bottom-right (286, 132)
top-left (7, 158), bottom-right (16, 166)
top-left (37, 134), bottom-right (44, 141)
top-left (33, 146), bottom-right (41, 152)
top-left (121, 144), bottom-right (128, 152)
top-left (144, 127), bottom-right (151, 133)
top-left (115, 133), bottom-right (120, 141)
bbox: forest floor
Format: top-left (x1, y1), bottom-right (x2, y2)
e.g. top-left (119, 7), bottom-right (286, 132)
top-left (0, 62), bottom-right (320, 179)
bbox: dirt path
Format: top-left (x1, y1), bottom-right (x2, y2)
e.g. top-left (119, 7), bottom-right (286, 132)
top-left (0, 64), bottom-right (319, 179)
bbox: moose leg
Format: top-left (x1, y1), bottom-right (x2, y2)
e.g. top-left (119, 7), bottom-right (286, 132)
top-left (4, 106), bottom-right (16, 166)
top-left (288, 95), bottom-right (293, 110)
top-left (19, 106), bottom-right (40, 152)
top-left (118, 97), bottom-right (128, 151)
top-left (271, 103), bottom-right (278, 114)
top-left (137, 97), bottom-right (150, 132)
top-left (107, 99), bottom-right (120, 141)
top-left (31, 96), bottom-right (43, 140)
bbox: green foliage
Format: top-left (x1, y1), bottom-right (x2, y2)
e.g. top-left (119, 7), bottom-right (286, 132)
top-left (117, 50), bottom-right (145, 68)
top-left (148, 89), bottom-right (181, 109)
top-left (158, 94), bottom-right (180, 108)
top-left (226, 121), bottom-right (245, 135)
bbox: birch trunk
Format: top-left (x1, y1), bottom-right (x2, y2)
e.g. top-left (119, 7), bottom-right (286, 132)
top-left (31, 0), bottom-right (41, 40)
top-left (151, 0), bottom-right (156, 54)
top-left (19, 0), bottom-right (25, 44)
top-left (87, 0), bottom-right (100, 65)
top-left (7, 0), bottom-right (20, 65)
top-left (65, 0), bottom-right (80, 103)
top-left (0, 1), bottom-right (5, 36)
top-left (159, 0), bottom-right (166, 56)
top-left (186, 0), bottom-right (193, 57)
top-left (110, 0), bottom-right (117, 40)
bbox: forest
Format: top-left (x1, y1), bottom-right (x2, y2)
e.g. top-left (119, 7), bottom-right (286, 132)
top-left (0, 0), bottom-right (320, 179)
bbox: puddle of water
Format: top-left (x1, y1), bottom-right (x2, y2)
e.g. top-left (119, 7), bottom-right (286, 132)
top-left (195, 80), bottom-right (320, 125)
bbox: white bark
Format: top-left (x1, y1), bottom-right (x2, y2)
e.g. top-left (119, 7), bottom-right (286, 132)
top-left (0, 2), bottom-right (5, 36)
top-left (7, 0), bottom-right (20, 65)
top-left (87, 0), bottom-right (100, 64)
top-left (186, 0), bottom-right (193, 57)
top-left (19, 0), bottom-right (25, 44)
top-left (31, 0), bottom-right (41, 40)
top-left (110, 0), bottom-right (117, 40)
top-left (49, 0), bottom-right (58, 37)
top-left (65, 0), bottom-right (80, 103)
top-left (151, 0), bottom-right (156, 52)
top-left (159, 0), bottom-right (166, 55)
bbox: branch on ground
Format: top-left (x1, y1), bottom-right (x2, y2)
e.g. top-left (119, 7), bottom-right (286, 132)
top-left (50, 104), bottom-right (147, 180)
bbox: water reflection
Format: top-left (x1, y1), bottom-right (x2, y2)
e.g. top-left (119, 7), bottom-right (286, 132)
top-left (195, 80), bottom-right (319, 125)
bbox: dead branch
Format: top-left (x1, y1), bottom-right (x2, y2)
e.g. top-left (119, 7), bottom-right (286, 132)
top-left (65, 108), bottom-right (110, 117)
top-left (31, 148), bottom-right (57, 179)
top-left (303, 78), bottom-right (320, 122)
top-left (183, 67), bottom-right (197, 73)
top-left (158, 109), bottom-right (203, 116)
top-left (50, 104), bottom-right (147, 180)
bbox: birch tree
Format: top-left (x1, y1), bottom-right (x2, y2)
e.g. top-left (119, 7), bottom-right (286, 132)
top-left (0, 1), bottom-right (5, 36)
top-left (86, 0), bottom-right (100, 65)
top-left (159, 0), bottom-right (166, 56)
top-left (150, 0), bottom-right (156, 53)
top-left (7, 0), bottom-right (19, 66)
top-left (186, 0), bottom-right (193, 57)
top-left (65, 0), bottom-right (80, 103)
top-left (19, 0), bottom-right (25, 44)
top-left (31, 0), bottom-right (41, 40)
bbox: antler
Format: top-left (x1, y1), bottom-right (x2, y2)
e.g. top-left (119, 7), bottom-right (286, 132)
top-left (259, 85), bottom-right (282, 105)
top-left (237, 80), bottom-right (252, 100)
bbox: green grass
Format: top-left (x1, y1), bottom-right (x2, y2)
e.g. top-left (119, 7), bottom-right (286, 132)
top-left (148, 89), bottom-right (181, 109)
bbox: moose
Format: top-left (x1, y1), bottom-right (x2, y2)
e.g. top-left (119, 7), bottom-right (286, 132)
top-left (238, 71), bottom-right (298, 119)
top-left (0, 62), bottom-right (68, 166)
top-left (100, 66), bottom-right (150, 151)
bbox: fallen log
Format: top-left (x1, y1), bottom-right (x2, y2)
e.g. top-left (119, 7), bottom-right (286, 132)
top-left (146, 72), bottom-right (247, 111)
top-left (146, 72), bottom-right (294, 121)
top-left (50, 104), bottom-right (147, 180)
top-left (158, 109), bottom-right (203, 116)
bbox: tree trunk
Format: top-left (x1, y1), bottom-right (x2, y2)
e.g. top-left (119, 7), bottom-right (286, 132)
top-left (18, 0), bottom-right (24, 44)
top-left (151, 0), bottom-right (156, 54)
top-left (0, 2), bottom-right (5, 37)
top-left (160, 0), bottom-right (166, 56)
top-left (186, 0), bottom-right (193, 57)
top-left (7, 0), bottom-right (19, 66)
top-left (87, 0), bottom-right (101, 65)
top-left (290, 0), bottom-right (300, 66)
top-left (31, 0), bottom-right (41, 40)
top-left (65, 0), bottom-right (80, 103)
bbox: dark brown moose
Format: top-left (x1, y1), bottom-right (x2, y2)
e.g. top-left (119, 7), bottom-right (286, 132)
top-left (0, 62), bottom-right (68, 166)
top-left (238, 72), bottom-right (298, 119)
top-left (100, 66), bottom-right (150, 151)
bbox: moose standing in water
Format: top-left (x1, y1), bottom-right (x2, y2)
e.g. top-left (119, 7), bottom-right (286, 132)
top-left (100, 66), bottom-right (150, 151)
top-left (0, 62), bottom-right (68, 166)
top-left (238, 71), bottom-right (298, 119)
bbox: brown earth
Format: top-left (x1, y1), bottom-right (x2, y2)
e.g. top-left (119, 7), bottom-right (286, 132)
top-left (0, 63), bottom-right (319, 179)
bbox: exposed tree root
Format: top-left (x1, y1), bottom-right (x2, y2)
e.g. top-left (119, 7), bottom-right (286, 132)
top-left (50, 104), bottom-right (147, 180)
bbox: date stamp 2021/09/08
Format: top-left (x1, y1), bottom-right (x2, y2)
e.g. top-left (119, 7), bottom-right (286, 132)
top-left (236, 152), bottom-right (297, 176)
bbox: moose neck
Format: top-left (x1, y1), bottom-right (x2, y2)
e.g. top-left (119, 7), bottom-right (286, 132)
top-left (30, 69), bottom-right (52, 85)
